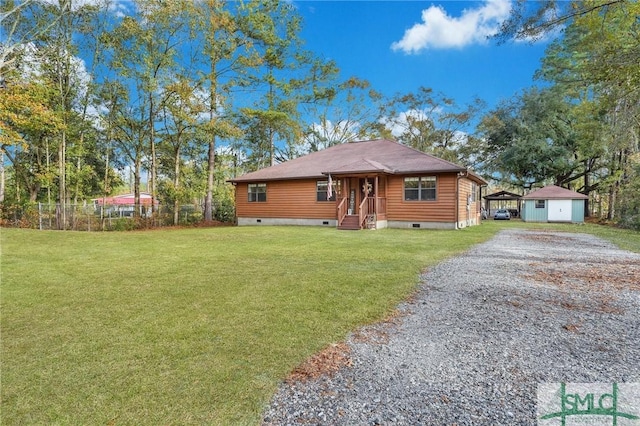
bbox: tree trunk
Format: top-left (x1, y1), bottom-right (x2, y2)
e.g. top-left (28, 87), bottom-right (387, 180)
top-left (102, 142), bottom-right (110, 230)
top-left (59, 130), bottom-right (66, 229)
top-left (149, 93), bottom-right (157, 216)
top-left (173, 146), bottom-right (180, 226)
top-left (607, 184), bottom-right (616, 220)
top-left (269, 126), bottom-right (275, 167)
top-left (134, 153), bottom-right (141, 218)
top-left (29, 183), bottom-right (40, 202)
top-left (204, 72), bottom-right (217, 222)
top-left (204, 139), bottom-right (215, 221)
top-left (584, 159), bottom-right (590, 217)
top-left (0, 150), bottom-right (5, 204)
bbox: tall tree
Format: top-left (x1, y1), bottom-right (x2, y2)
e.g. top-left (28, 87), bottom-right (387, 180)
top-left (5, 0), bottom-right (98, 227)
top-left (45, 0), bottom-right (78, 227)
top-left (194, 0), bottom-right (245, 222)
top-left (476, 88), bottom-right (575, 189)
top-left (379, 87), bottom-right (484, 163)
top-left (104, 0), bottom-right (192, 216)
top-left (0, 71), bottom-right (64, 202)
top-left (496, 0), bottom-right (627, 43)
top-left (533, 0), bottom-right (640, 220)
top-left (108, 90), bottom-right (148, 218)
top-left (236, 0), bottom-right (309, 167)
top-left (0, 0), bottom-right (62, 73)
top-left (158, 77), bottom-right (207, 225)
top-left (300, 74), bottom-right (383, 152)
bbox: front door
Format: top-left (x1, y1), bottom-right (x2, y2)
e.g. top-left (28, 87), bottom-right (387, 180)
top-left (359, 178), bottom-right (375, 216)
top-left (344, 177), bottom-right (376, 216)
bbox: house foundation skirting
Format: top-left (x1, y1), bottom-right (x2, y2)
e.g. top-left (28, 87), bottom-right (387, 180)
top-left (237, 217), bottom-right (476, 230)
top-left (237, 217), bottom-right (337, 227)
top-left (387, 220), bottom-right (456, 230)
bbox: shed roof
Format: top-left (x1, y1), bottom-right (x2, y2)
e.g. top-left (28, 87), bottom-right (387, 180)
top-left (230, 139), bottom-right (486, 184)
top-left (521, 185), bottom-right (588, 200)
top-left (483, 190), bottom-right (522, 200)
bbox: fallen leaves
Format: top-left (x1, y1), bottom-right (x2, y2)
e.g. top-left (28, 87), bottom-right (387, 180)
top-left (524, 261), bottom-right (640, 292)
top-left (520, 259), bottom-right (638, 317)
top-left (287, 343), bottom-right (352, 383)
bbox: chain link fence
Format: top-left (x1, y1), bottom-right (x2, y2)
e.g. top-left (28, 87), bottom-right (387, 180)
top-left (0, 201), bottom-right (235, 231)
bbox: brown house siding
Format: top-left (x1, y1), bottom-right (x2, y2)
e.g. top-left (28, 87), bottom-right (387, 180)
top-left (235, 173), bottom-right (482, 229)
top-left (456, 178), bottom-right (481, 227)
top-left (386, 174), bottom-right (457, 223)
top-left (235, 180), bottom-right (336, 220)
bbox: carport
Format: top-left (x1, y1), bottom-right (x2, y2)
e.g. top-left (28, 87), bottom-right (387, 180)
top-left (483, 190), bottom-right (522, 218)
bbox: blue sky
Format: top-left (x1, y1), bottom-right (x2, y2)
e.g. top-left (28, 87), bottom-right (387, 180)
top-left (295, 0), bottom-right (550, 110)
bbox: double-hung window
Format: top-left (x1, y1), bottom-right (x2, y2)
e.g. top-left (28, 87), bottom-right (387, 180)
top-left (248, 183), bottom-right (267, 202)
top-left (404, 177), bottom-right (436, 201)
top-left (535, 200), bottom-right (545, 209)
top-left (316, 181), bottom-right (335, 202)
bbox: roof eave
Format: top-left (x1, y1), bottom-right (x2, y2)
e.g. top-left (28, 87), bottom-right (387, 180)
top-left (228, 174), bottom-right (325, 183)
top-left (321, 169), bottom-right (395, 176)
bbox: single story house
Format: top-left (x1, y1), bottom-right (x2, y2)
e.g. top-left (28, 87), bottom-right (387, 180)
top-left (229, 139), bottom-right (487, 230)
top-left (521, 185), bottom-right (588, 223)
top-left (93, 192), bottom-right (157, 217)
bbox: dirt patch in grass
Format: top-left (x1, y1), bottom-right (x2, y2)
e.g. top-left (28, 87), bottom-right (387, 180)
top-left (286, 309), bottom-right (411, 383)
top-left (287, 343), bottom-right (353, 383)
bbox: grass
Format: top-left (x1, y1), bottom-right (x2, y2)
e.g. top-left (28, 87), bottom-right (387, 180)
top-left (1, 222), bottom-right (637, 425)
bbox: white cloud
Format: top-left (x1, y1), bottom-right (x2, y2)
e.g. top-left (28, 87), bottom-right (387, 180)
top-left (391, 0), bottom-right (512, 53)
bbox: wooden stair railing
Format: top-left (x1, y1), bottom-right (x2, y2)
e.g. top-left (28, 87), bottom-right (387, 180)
top-left (358, 197), bottom-right (377, 229)
top-left (358, 197), bottom-right (368, 229)
top-left (337, 197), bottom-right (348, 228)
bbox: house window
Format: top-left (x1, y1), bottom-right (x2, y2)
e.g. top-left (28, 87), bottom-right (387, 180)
top-left (316, 180), bottom-right (335, 202)
top-left (471, 182), bottom-right (477, 202)
top-left (248, 183), bottom-right (267, 202)
top-left (404, 177), bottom-right (436, 201)
top-left (535, 200), bottom-right (545, 209)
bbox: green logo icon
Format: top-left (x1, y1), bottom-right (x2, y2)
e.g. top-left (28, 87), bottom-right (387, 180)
top-left (538, 383), bottom-right (640, 425)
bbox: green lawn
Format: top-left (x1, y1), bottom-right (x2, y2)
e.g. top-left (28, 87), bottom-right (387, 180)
top-left (1, 222), bottom-right (637, 425)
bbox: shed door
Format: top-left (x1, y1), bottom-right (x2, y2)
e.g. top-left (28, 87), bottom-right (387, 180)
top-left (548, 200), bottom-right (572, 221)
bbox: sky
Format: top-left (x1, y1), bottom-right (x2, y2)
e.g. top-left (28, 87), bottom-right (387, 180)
top-left (6, 0), bottom-right (553, 142)
top-left (293, 0), bottom-right (551, 111)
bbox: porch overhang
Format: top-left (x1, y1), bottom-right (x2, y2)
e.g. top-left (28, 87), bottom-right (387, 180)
top-left (321, 158), bottom-right (395, 176)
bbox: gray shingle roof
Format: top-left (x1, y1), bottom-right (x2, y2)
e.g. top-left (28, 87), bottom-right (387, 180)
top-left (230, 139), bottom-right (486, 183)
top-left (521, 185), bottom-right (588, 200)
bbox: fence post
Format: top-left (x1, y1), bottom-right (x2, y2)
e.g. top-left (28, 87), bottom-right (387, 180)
top-left (38, 202), bottom-right (43, 230)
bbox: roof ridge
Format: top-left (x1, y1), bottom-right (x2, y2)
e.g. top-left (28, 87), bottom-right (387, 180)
top-left (229, 138), bottom-right (482, 183)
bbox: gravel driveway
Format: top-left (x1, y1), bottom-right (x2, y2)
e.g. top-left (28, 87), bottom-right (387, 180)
top-left (263, 229), bottom-right (640, 425)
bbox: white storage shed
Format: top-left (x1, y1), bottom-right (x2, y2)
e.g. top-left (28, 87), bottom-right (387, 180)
top-left (521, 185), bottom-right (588, 223)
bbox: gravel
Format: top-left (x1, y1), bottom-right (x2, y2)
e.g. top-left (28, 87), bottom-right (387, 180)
top-left (262, 229), bottom-right (640, 425)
